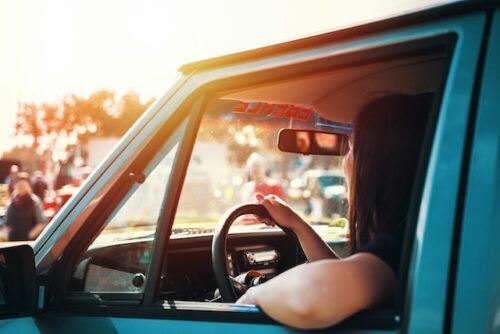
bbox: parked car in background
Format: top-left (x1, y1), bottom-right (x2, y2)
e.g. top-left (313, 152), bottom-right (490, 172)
top-left (0, 2), bottom-right (499, 333)
top-left (288, 170), bottom-right (348, 221)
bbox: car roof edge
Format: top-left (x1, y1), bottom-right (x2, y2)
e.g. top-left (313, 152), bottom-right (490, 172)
top-left (178, 0), bottom-right (490, 74)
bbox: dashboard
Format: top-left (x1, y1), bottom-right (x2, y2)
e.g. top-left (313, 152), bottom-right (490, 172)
top-left (71, 231), bottom-right (307, 301)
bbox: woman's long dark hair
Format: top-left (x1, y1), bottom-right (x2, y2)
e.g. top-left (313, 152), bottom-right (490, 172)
top-left (348, 93), bottom-right (433, 252)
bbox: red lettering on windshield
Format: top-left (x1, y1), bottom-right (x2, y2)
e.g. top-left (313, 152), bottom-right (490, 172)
top-left (247, 102), bottom-right (261, 113)
top-left (233, 102), bottom-right (248, 113)
top-left (259, 103), bottom-right (274, 115)
top-left (232, 102), bottom-right (313, 122)
top-left (272, 104), bottom-right (288, 118)
top-left (285, 105), bottom-right (300, 119)
top-left (295, 108), bottom-right (313, 121)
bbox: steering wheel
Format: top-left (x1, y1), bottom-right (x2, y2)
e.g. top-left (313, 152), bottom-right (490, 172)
top-left (211, 204), bottom-right (302, 302)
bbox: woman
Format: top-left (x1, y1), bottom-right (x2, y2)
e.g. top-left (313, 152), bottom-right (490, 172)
top-left (236, 94), bottom-right (433, 329)
top-left (5, 172), bottom-right (46, 241)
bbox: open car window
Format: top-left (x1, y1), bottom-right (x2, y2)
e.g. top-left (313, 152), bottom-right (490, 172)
top-left (172, 38), bottom-right (450, 244)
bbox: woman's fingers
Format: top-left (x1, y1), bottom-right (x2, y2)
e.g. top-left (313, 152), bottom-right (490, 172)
top-left (261, 218), bottom-right (275, 226)
top-left (256, 193), bottom-right (279, 206)
top-left (255, 194), bottom-right (278, 226)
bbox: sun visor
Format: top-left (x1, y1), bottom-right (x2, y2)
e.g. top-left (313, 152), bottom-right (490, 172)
top-left (221, 56), bottom-right (444, 125)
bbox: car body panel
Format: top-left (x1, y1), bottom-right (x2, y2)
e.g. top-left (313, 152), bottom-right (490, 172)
top-left (403, 12), bottom-right (486, 333)
top-left (450, 8), bottom-right (500, 333)
top-left (1, 315), bottom-right (301, 334)
top-left (177, 1), bottom-right (486, 74)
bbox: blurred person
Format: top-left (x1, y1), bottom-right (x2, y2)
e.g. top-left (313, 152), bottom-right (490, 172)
top-left (5, 172), bottom-right (46, 241)
top-left (314, 132), bottom-right (338, 150)
top-left (5, 165), bottom-right (19, 195)
top-left (32, 170), bottom-right (49, 202)
top-left (241, 153), bottom-right (285, 202)
top-left (54, 159), bottom-right (73, 190)
top-left (295, 131), bottom-right (311, 153)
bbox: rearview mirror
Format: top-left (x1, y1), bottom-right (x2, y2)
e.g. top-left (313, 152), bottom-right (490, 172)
top-left (0, 245), bottom-right (37, 317)
top-left (278, 129), bottom-right (349, 156)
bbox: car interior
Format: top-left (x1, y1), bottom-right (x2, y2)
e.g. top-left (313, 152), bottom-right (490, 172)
top-left (61, 34), bottom-right (453, 327)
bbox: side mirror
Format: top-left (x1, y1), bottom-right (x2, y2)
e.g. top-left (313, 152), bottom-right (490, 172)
top-left (0, 245), bottom-right (37, 317)
top-left (278, 129), bottom-right (349, 156)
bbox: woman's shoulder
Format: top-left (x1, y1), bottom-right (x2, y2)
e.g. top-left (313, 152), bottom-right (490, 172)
top-left (355, 222), bottom-right (406, 276)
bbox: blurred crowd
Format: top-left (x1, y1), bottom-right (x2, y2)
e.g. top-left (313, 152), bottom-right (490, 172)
top-left (0, 164), bottom-right (90, 242)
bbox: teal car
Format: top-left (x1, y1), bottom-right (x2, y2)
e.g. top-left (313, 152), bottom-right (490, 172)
top-left (287, 170), bottom-right (349, 220)
top-left (0, 1), bottom-right (499, 333)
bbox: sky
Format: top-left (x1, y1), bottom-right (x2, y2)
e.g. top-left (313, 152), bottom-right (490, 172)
top-left (0, 0), bottom-right (451, 154)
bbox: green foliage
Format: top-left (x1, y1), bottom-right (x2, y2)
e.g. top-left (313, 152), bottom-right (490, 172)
top-left (329, 217), bottom-right (348, 228)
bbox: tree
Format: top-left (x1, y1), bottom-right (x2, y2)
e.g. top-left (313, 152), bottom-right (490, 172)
top-left (61, 90), bottom-right (115, 142)
top-left (9, 90), bottom-right (155, 170)
top-left (14, 102), bottom-right (43, 170)
top-left (104, 91), bottom-right (155, 136)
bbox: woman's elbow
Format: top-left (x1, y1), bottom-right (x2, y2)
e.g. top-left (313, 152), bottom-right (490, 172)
top-left (281, 302), bottom-right (348, 329)
top-left (277, 276), bottom-right (347, 329)
top-left (278, 260), bottom-right (386, 329)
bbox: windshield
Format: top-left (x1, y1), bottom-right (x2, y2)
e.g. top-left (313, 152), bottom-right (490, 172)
top-left (173, 100), bottom-right (349, 241)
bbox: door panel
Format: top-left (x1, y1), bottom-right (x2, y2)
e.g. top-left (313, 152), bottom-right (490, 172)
top-left (34, 315), bottom-right (293, 334)
top-left (0, 318), bottom-right (40, 333)
top-left (450, 9), bottom-right (500, 334)
top-left (401, 12), bottom-right (485, 333)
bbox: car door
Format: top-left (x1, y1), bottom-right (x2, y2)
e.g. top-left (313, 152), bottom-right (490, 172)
top-left (0, 3), bottom-right (488, 334)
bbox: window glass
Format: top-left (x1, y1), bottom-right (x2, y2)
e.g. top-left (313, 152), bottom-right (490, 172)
top-left (70, 121), bottom-right (186, 293)
top-left (174, 101), bottom-right (348, 241)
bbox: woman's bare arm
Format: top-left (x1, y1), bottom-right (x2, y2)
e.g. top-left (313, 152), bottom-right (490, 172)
top-left (292, 217), bottom-right (339, 261)
top-left (236, 253), bottom-right (397, 329)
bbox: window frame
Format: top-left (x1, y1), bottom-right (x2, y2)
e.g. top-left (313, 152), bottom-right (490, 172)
top-left (49, 99), bottom-right (200, 306)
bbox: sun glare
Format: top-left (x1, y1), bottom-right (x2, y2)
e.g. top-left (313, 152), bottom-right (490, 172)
top-left (0, 0), bottom-right (454, 155)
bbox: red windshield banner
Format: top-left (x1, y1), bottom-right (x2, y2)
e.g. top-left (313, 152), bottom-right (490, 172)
top-left (232, 102), bottom-right (313, 122)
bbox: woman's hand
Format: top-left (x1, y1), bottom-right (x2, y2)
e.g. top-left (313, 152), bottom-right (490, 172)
top-left (256, 194), bottom-right (306, 232)
top-left (256, 193), bottom-right (338, 262)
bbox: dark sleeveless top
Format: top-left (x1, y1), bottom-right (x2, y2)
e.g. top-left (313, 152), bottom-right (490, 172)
top-left (356, 223), bottom-right (405, 276)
